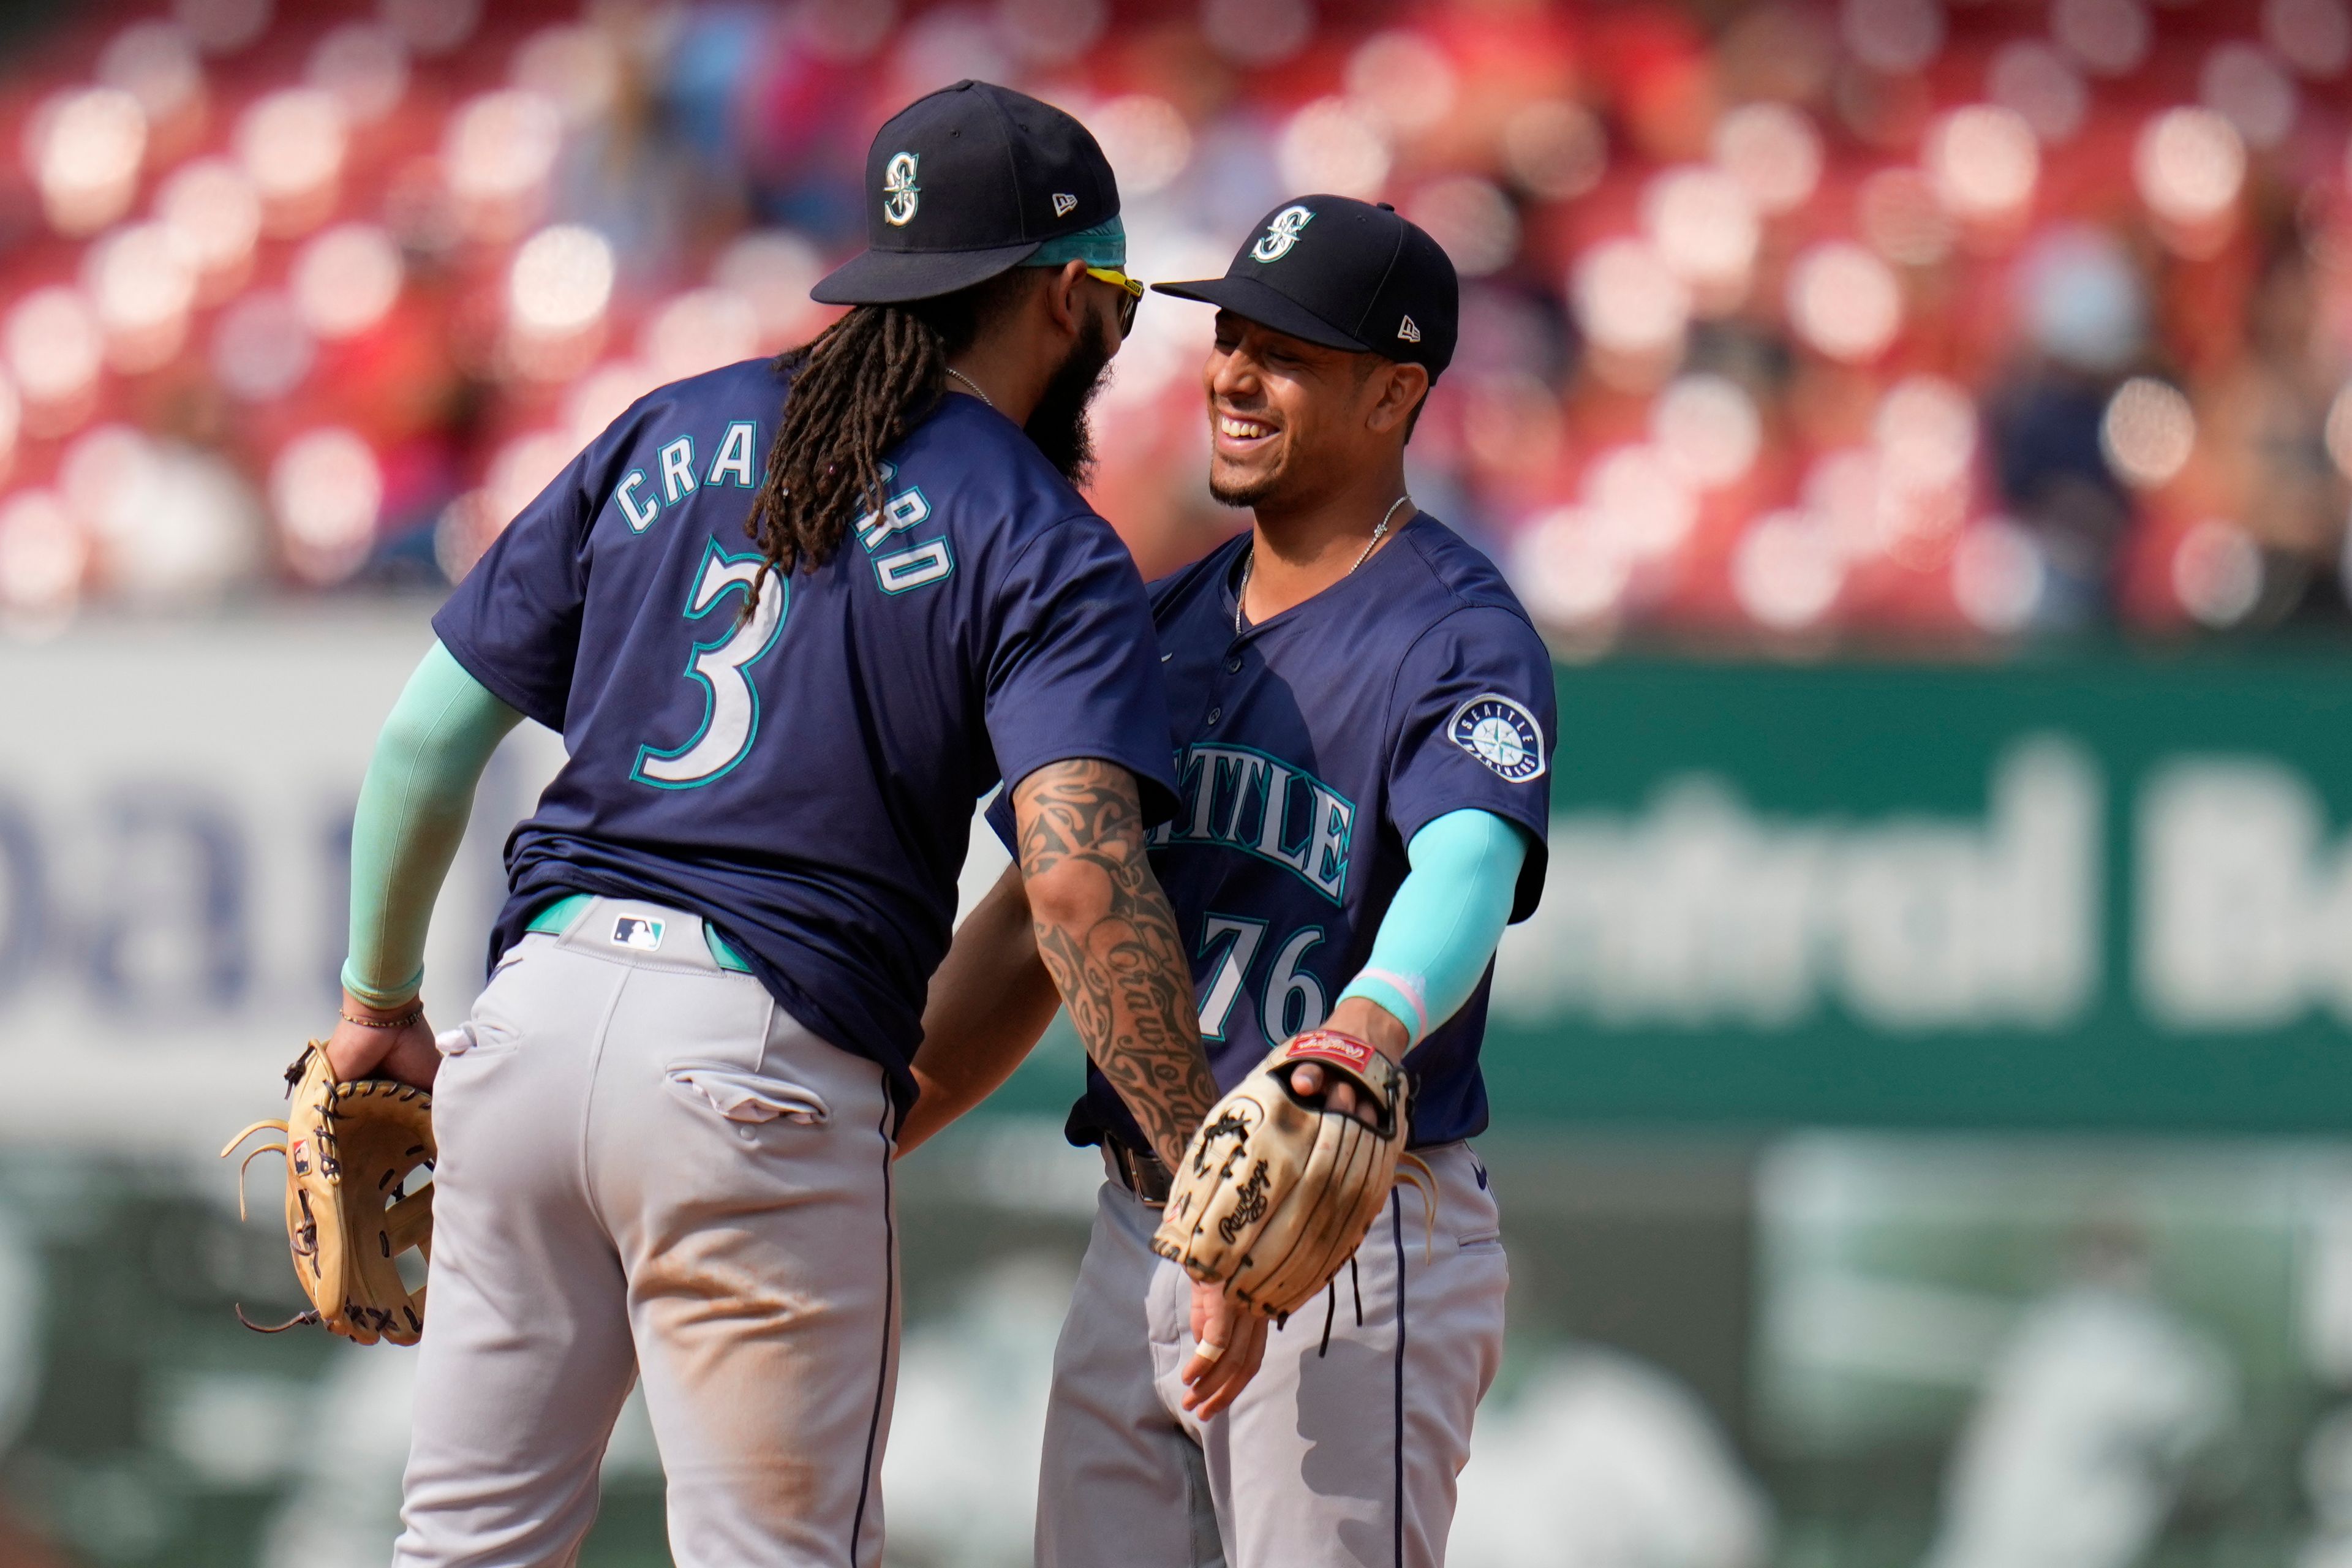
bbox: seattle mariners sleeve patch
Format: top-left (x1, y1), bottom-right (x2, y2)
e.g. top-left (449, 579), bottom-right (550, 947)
top-left (1447, 694), bottom-right (1547, 782)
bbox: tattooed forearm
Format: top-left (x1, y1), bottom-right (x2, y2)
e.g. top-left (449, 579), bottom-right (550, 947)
top-left (1014, 758), bottom-right (1218, 1170)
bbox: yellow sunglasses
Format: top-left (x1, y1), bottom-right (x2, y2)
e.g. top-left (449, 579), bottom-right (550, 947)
top-left (1085, 266), bottom-right (1144, 336)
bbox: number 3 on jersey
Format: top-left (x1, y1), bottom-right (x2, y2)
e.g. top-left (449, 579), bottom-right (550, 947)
top-left (632, 540), bottom-right (787, 788)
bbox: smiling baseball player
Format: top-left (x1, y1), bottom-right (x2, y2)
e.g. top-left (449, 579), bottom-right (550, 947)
top-left (308, 81), bottom-right (1218, 1567)
top-left (903, 196), bottom-right (1555, 1567)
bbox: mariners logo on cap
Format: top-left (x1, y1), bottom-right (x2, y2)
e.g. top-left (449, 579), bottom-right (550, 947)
top-left (1251, 204), bottom-right (1315, 262)
top-left (883, 151), bottom-right (921, 227)
top-left (1448, 694), bottom-right (1547, 782)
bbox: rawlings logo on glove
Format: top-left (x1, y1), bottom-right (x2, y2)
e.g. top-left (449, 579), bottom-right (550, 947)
top-left (222, 1044), bottom-right (437, 1346)
top-left (1151, 1030), bottom-right (1409, 1319)
top-left (1284, 1032), bottom-right (1376, 1074)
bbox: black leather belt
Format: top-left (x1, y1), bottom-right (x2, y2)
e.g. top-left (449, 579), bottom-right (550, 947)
top-left (1105, 1140), bottom-right (1173, 1207)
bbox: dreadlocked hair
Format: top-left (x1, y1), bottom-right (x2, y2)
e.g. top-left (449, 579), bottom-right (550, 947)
top-left (744, 306), bottom-right (943, 580)
top-left (745, 270), bottom-right (1032, 581)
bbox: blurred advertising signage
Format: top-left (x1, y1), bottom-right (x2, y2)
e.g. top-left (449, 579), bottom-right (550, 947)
top-left (6, 627), bottom-right (2352, 1140)
top-left (0, 618), bottom-right (559, 1152)
top-left (1487, 656), bottom-right (2352, 1133)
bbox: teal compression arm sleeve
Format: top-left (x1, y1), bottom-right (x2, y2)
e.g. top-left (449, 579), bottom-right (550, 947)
top-left (341, 641), bottom-right (524, 1008)
top-left (1336, 808), bottom-right (1529, 1049)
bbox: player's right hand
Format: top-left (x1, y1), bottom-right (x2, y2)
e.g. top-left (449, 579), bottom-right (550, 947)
top-left (324, 992), bottom-right (440, 1090)
top-left (1181, 1278), bottom-right (1270, 1418)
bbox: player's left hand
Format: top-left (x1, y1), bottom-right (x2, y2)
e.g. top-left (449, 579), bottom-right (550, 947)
top-left (1182, 1278), bottom-right (1269, 1417)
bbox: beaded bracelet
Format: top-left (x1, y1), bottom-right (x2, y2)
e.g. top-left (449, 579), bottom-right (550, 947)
top-left (339, 1006), bottom-right (424, 1031)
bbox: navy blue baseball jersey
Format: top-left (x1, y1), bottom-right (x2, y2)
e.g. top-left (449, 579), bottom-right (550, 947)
top-left (992, 516), bottom-right (1555, 1150)
top-left (434, 359), bottom-right (1177, 1110)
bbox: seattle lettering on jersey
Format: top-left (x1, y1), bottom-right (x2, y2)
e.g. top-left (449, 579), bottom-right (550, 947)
top-left (1152, 742), bottom-right (1354, 903)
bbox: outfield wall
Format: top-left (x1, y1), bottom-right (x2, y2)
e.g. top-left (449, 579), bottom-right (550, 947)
top-left (4, 619), bottom-right (2348, 1145)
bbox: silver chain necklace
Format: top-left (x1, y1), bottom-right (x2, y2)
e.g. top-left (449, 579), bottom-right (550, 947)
top-left (1235, 494), bottom-right (1412, 635)
top-left (945, 367), bottom-right (995, 410)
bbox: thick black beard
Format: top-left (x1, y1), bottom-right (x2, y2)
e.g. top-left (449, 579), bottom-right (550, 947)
top-left (1026, 319), bottom-right (1114, 487)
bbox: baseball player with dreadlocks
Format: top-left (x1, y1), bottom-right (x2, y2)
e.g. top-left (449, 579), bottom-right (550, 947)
top-left (903, 197), bottom-right (1555, 1567)
top-left (312, 81), bottom-right (1221, 1566)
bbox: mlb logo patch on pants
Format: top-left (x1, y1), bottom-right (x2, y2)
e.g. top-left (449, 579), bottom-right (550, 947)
top-left (611, 916), bottom-right (665, 951)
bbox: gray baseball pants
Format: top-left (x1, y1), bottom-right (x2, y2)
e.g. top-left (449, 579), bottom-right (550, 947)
top-left (391, 899), bottom-right (899, 1568)
top-left (1036, 1142), bottom-right (1507, 1568)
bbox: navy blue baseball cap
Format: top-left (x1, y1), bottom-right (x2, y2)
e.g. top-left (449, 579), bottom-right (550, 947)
top-left (1155, 195), bottom-right (1459, 378)
top-left (812, 80), bottom-right (1123, 306)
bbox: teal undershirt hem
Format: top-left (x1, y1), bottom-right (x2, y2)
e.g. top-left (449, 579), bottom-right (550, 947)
top-left (1335, 808), bottom-right (1529, 1050)
top-left (527, 893), bottom-right (752, 973)
top-left (339, 642), bottom-right (524, 1008)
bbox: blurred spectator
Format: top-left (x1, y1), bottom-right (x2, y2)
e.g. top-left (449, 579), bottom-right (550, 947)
top-left (1918, 1226), bottom-right (2239, 1568)
top-left (2301, 1405), bottom-right (2352, 1568)
top-left (1, 0), bottom-right (2351, 656)
top-left (1452, 1345), bottom-right (1774, 1568)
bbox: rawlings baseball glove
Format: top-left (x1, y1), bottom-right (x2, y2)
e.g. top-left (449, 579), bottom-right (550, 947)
top-left (221, 1044), bottom-right (436, 1346)
top-left (1151, 1029), bottom-right (1410, 1319)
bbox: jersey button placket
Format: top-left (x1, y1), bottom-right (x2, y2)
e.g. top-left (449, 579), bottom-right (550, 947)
top-left (1206, 639), bottom-right (1243, 727)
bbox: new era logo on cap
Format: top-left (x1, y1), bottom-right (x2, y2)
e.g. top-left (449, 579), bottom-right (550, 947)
top-left (1397, 315), bottom-right (1421, 342)
top-left (1052, 192), bottom-right (1077, 217)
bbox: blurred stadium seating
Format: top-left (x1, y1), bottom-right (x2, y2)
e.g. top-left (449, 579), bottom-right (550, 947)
top-left (1, 0), bottom-right (2348, 650)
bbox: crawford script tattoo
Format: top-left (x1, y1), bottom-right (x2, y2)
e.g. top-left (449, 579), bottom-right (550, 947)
top-left (1015, 759), bottom-right (1218, 1170)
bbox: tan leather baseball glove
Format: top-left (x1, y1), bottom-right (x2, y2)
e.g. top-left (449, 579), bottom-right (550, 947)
top-left (221, 1043), bottom-right (436, 1346)
top-left (1151, 1029), bottom-right (1409, 1319)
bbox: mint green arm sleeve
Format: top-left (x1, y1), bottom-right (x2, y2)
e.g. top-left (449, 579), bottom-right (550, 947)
top-left (1336, 809), bottom-right (1529, 1049)
top-left (341, 641), bottom-right (525, 1008)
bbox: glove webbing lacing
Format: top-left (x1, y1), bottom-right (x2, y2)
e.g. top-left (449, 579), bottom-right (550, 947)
top-left (223, 1101), bottom-right (313, 1332)
top-left (1310, 1153), bottom-right (1441, 1357)
top-left (1316, 1257), bottom-right (1363, 1358)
